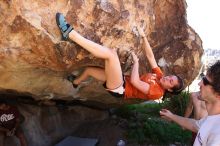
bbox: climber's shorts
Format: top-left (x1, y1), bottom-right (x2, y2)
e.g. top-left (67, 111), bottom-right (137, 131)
top-left (103, 77), bottom-right (125, 98)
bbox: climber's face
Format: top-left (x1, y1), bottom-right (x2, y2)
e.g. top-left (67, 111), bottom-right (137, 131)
top-left (160, 75), bottom-right (179, 92)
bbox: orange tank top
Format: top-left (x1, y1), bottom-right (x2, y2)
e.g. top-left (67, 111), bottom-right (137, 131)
top-left (124, 67), bottom-right (165, 100)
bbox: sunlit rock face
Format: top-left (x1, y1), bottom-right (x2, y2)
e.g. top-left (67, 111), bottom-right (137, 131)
top-left (0, 0), bottom-right (203, 102)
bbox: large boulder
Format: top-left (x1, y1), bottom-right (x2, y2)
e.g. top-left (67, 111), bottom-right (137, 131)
top-left (0, 0), bottom-right (203, 103)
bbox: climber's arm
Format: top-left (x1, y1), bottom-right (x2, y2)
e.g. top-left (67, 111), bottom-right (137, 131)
top-left (137, 26), bottom-right (158, 69)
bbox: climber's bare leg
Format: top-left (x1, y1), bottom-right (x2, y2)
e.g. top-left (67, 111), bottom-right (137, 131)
top-left (69, 30), bottom-right (123, 89)
top-left (104, 50), bottom-right (123, 89)
top-left (74, 67), bottom-right (106, 84)
top-left (69, 30), bottom-right (114, 59)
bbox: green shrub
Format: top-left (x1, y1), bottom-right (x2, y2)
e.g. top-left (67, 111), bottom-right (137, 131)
top-left (127, 117), bottom-right (191, 145)
top-left (163, 91), bottom-right (190, 116)
top-left (116, 91), bottom-right (191, 145)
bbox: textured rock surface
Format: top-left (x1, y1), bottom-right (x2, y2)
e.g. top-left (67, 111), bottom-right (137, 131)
top-left (0, 0), bottom-right (203, 103)
top-left (0, 0), bottom-right (204, 146)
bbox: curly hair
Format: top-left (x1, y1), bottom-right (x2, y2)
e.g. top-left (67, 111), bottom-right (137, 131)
top-left (207, 60), bottom-right (220, 95)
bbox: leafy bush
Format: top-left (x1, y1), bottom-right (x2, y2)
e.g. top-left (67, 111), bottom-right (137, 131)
top-left (163, 91), bottom-right (190, 116)
top-left (116, 91), bottom-right (191, 145)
